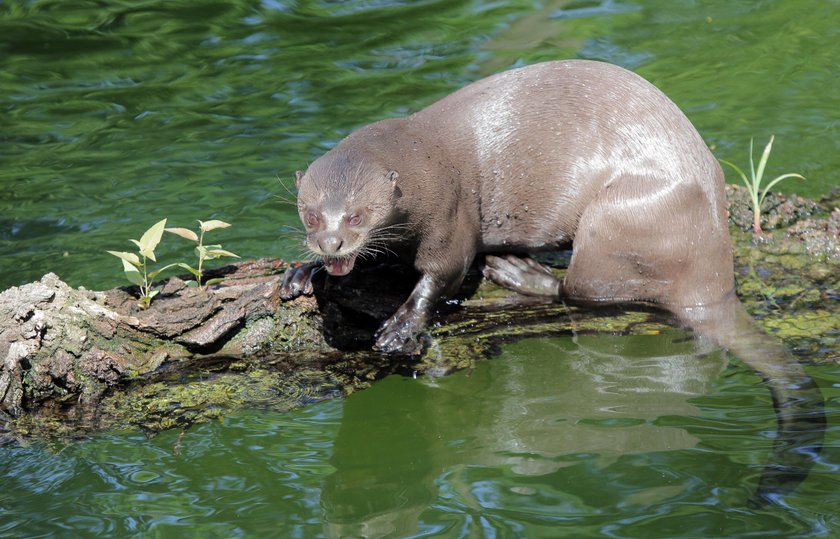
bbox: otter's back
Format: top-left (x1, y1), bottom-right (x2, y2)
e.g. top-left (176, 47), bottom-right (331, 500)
top-left (412, 60), bottom-right (726, 251)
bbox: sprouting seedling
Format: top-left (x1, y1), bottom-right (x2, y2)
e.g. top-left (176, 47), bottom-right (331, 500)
top-left (165, 219), bottom-right (240, 287)
top-left (107, 218), bottom-right (177, 309)
top-left (719, 135), bottom-right (805, 234)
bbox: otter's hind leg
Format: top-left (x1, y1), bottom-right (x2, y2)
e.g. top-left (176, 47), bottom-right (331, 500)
top-left (563, 178), bottom-right (733, 307)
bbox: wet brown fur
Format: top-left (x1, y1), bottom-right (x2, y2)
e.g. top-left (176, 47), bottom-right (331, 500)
top-left (291, 60), bottom-right (734, 345)
top-left (285, 61), bottom-right (824, 504)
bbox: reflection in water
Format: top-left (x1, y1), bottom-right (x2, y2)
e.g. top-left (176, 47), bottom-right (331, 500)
top-left (682, 292), bottom-right (827, 506)
top-left (321, 333), bottom-right (727, 537)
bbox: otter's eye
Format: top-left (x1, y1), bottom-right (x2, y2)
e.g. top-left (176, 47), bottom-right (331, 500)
top-left (346, 214), bottom-right (362, 227)
top-left (305, 212), bottom-right (320, 228)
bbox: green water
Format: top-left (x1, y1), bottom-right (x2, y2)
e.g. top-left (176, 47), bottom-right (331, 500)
top-left (2, 335), bottom-right (838, 537)
top-left (1, 0), bottom-right (839, 537)
top-left (2, 0), bottom-right (838, 291)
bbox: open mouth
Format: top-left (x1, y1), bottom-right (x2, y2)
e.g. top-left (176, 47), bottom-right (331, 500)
top-left (323, 253), bottom-right (358, 276)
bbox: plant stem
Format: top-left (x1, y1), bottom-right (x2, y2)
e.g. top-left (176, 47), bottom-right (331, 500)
top-left (141, 256), bottom-right (147, 297)
top-left (140, 255), bottom-right (150, 308)
top-left (197, 229), bottom-right (206, 287)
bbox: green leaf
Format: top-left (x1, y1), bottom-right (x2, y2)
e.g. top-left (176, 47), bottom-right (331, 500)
top-left (165, 227), bottom-right (199, 242)
top-left (148, 263), bottom-right (180, 279)
top-left (759, 173), bottom-right (806, 207)
top-left (763, 172), bottom-right (806, 192)
top-left (719, 159), bottom-right (752, 194)
top-left (176, 262), bottom-right (202, 278)
top-left (204, 277), bottom-right (226, 286)
top-left (199, 219), bottom-right (232, 232)
top-left (195, 245), bottom-right (208, 261)
top-left (185, 280), bottom-right (199, 288)
top-left (148, 289), bottom-right (160, 299)
top-left (201, 244), bottom-right (224, 260)
top-left (754, 135), bottom-right (775, 184)
top-left (206, 249), bottom-right (240, 259)
top-left (121, 258), bottom-right (145, 287)
top-left (138, 218), bottom-right (168, 261)
top-left (107, 250), bottom-right (141, 267)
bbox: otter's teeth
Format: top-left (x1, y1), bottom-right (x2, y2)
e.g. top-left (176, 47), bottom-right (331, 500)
top-left (323, 254), bottom-right (357, 277)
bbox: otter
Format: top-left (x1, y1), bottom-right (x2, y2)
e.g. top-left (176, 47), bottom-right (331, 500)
top-left (281, 60), bottom-right (823, 503)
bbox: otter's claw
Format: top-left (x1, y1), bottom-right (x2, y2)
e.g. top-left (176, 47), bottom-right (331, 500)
top-left (279, 261), bottom-right (321, 300)
top-left (374, 305), bottom-right (426, 355)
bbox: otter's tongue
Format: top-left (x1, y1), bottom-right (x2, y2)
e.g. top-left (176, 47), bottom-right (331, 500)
top-left (323, 254), bottom-right (357, 276)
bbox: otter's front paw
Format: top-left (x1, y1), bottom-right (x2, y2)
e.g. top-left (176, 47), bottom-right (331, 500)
top-left (279, 261), bottom-right (321, 300)
top-left (374, 306), bottom-right (427, 355)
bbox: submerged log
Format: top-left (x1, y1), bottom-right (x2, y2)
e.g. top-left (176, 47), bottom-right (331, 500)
top-left (0, 189), bottom-right (838, 439)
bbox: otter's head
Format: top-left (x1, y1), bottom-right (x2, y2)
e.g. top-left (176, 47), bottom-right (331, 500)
top-left (295, 150), bottom-right (399, 276)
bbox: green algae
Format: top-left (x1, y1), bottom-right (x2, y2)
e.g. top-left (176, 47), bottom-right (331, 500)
top-left (730, 227), bottom-right (839, 361)
top-left (763, 310), bottom-right (837, 338)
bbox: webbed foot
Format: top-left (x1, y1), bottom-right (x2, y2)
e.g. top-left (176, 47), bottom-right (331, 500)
top-left (483, 255), bottom-right (562, 298)
top-left (374, 304), bottom-right (427, 355)
top-left (279, 261), bottom-right (321, 300)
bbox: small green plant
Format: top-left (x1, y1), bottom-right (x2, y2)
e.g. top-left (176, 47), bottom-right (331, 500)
top-left (107, 218), bottom-right (176, 309)
top-left (165, 220), bottom-right (240, 287)
top-left (719, 135), bottom-right (805, 234)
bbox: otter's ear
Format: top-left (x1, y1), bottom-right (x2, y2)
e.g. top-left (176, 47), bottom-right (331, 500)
top-left (294, 170), bottom-right (304, 188)
top-left (387, 171), bottom-right (402, 199)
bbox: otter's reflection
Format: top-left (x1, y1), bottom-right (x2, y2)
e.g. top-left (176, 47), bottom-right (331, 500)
top-left (321, 332), bottom-right (727, 538)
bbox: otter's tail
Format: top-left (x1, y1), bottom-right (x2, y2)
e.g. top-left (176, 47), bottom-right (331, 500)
top-left (680, 292), bottom-right (826, 506)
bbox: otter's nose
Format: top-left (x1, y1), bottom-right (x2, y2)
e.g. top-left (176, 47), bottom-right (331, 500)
top-left (318, 235), bottom-right (343, 255)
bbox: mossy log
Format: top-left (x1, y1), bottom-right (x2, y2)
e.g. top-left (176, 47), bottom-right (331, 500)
top-left (0, 256), bottom-right (674, 438)
top-left (1, 189), bottom-right (838, 439)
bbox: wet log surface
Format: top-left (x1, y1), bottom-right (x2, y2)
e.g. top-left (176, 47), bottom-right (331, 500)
top-left (1, 188), bottom-right (838, 440)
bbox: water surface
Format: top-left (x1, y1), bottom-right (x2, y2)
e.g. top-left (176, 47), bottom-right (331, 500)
top-left (2, 335), bottom-right (838, 537)
top-left (1, 0), bottom-right (837, 290)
